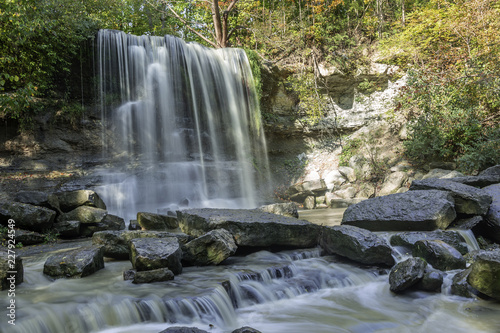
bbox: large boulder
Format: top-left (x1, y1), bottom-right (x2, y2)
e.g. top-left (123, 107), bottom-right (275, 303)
top-left (183, 229), bottom-right (237, 266)
top-left (415, 267), bottom-right (444, 292)
top-left (57, 206), bottom-right (107, 224)
top-left (0, 250), bottom-right (23, 290)
top-left (389, 257), bottom-right (427, 293)
top-left (409, 179), bottom-right (492, 215)
top-left (80, 213), bottom-right (125, 237)
top-left (341, 190), bottom-right (456, 231)
top-left (52, 220), bottom-right (81, 238)
top-left (92, 230), bottom-right (192, 259)
top-left (449, 175), bottom-right (500, 188)
top-left (390, 230), bottom-right (469, 255)
top-left (482, 184), bottom-right (500, 243)
top-left (129, 237), bottom-right (182, 275)
top-left (14, 229), bottom-right (45, 245)
top-left (319, 225), bottom-right (395, 266)
top-left (450, 268), bottom-right (479, 298)
top-left (258, 203), bottom-right (299, 218)
top-left (378, 171), bottom-right (408, 196)
top-left (14, 191), bottom-right (54, 209)
top-left (413, 239), bottom-right (466, 271)
top-left (137, 212), bottom-right (179, 231)
top-left (50, 190), bottom-right (106, 213)
top-left (177, 209), bottom-right (322, 248)
top-left (467, 249), bottom-right (500, 300)
top-left (0, 201), bottom-right (56, 232)
top-left (43, 246), bottom-right (104, 279)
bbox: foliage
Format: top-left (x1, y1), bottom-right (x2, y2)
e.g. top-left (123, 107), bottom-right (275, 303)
top-left (286, 71), bottom-right (326, 125)
top-left (339, 138), bottom-right (363, 166)
top-left (244, 49), bottom-right (263, 101)
top-left (383, 0), bottom-right (500, 173)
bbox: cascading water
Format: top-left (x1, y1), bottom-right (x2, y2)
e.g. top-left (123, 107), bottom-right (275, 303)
top-left (95, 30), bottom-right (270, 221)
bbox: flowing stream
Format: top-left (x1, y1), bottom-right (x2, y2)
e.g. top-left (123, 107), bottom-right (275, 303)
top-left (94, 30), bottom-right (270, 222)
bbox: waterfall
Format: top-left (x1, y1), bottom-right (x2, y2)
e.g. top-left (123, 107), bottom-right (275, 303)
top-left (95, 29), bottom-right (270, 220)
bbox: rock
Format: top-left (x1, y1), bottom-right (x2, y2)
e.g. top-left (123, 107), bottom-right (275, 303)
top-left (92, 230), bottom-right (192, 260)
top-left (338, 166), bottom-right (356, 183)
top-left (52, 220), bottom-right (81, 238)
top-left (288, 179), bottom-right (327, 202)
top-left (128, 220), bottom-right (140, 230)
top-left (43, 246), bottom-right (104, 279)
top-left (183, 229), bottom-right (237, 266)
top-left (58, 206), bottom-right (107, 224)
top-left (449, 175), bottom-right (500, 188)
top-left (319, 225), bottom-right (395, 266)
top-left (323, 170), bottom-right (346, 190)
top-left (129, 237), bottom-right (182, 274)
top-left (341, 190), bottom-right (456, 231)
top-left (0, 250), bottom-right (23, 290)
top-left (334, 186), bottom-right (357, 199)
top-left (415, 268), bottom-right (444, 292)
top-left (159, 327), bottom-right (208, 333)
top-left (390, 230), bottom-right (469, 255)
top-left (177, 208), bottom-right (322, 248)
top-left (50, 190), bottom-right (106, 213)
top-left (0, 201), bottom-right (56, 232)
top-left (467, 249), bottom-right (500, 300)
top-left (413, 240), bottom-right (466, 271)
top-left (450, 268), bottom-right (478, 298)
top-left (409, 179), bottom-right (492, 215)
top-left (232, 327), bottom-right (262, 333)
top-left (482, 184), bottom-right (500, 243)
top-left (304, 196), bottom-right (316, 209)
top-left (258, 202), bottom-right (299, 218)
top-left (389, 257), bottom-right (427, 293)
top-left (14, 191), bottom-right (54, 209)
top-left (329, 198), bottom-right (366, 208)
top-left (422, 168), bottom-right (464, 180)
top-left (80, 213), bottom-right (126, 237)
top-left (137, 212), bottom-right (179, 231)
top-left (449, 216), bottom-right (484, 232)
top-left (124, 268), bottom-right (175, 284)
top-left (378, 171), bottom-right (408, 196)
top-left (14, 229), bottom-right (45, 245)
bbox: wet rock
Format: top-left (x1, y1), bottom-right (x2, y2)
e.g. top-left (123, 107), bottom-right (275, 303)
top-left (449, 175), bottom-right (500, 188)
top-left (258, 202), bottom-right (299, 218)
top-left (319, 225), bottom-right (395, 266)
top-left (43, 246), bottom-right (104, 279)
top-left (467, 249), bottom-right (500, 300)
top-left (177, 208), bottom-right (322, 249)
top-left (14, 191), bottom-right (54, 209)
top-left (0, 250), bottom-right (23, 290)
top-left (50, 190), bottom-right (106, 213)
top-left (232, 327), bottom-right (262, 333)
top-left (390, 230), bottom-right (469, 255)
top-left (159, 327), bottom-right (208, 333)
top-left (482, 184), bottom-right (500, 243)
top-left (415, 267), bottom-right (444, 292)
top-left (409, 179), bottom-right (492, 215)
top-left (128, 220), bottom-right (140, 230)
top-left (413, 239), bottom-right (466, 271)
top-left (130, 237), bottom-right (182, 274)
top-left (378, 171), bottom-right (408, 196)
top-left (0, 201), bottom-right (56, 232)
top-left (52, 220), bottom-right (81, 238)
top-left (183, 229), bottom-right (237, 266)
top-left (124, 268), bottom-right (175, 284)
top-left (449, 216), bottom-right (484, 232)
top-left (389, 257), bottom-right (427, 293)
top-left (341, 190), bottom-right (456, 231)
top-left (57, 206), bottom-right (107, 224)
top-left (92, 230), bottom-right (192, 259)
top-left (450, 268), bottom-right (479, 298)
top-left (137, 212), bottom-right (179, 231)
top-left (14, 229), bottom-right (45, 245)
top-left (80, 213), bottom-right (125, 237)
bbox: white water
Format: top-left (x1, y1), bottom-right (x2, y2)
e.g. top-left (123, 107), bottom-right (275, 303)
top-left (95, 30), bottom-right (270, 221)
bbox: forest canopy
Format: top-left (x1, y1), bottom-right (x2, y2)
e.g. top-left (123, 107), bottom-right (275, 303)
top-left (0, 0), bottom-right (499, 172)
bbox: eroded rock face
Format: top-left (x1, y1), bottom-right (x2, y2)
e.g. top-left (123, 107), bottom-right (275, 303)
top-left (341, 190), bottom-right (456, 231)
top-left (129, 237), bottom-right (182, 275)
top-left (0, 201), bottom-right (56, 232)
top-left (389, 257), bottom-right (427, 293)
top-left (177, 209), bottom-right (322, 248)
top-left (319, 225), bottom-right (395, 266)
top-left (43, 246), bottom-right (104, 279)
top-left (183, 229), bottom-right (237, 266)
top-left (409, 179), bottom-right (492, 215)
top-left (413, 239), bottom-right (466, 271)
top-left (467, 249), bottom-right (500, 301)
